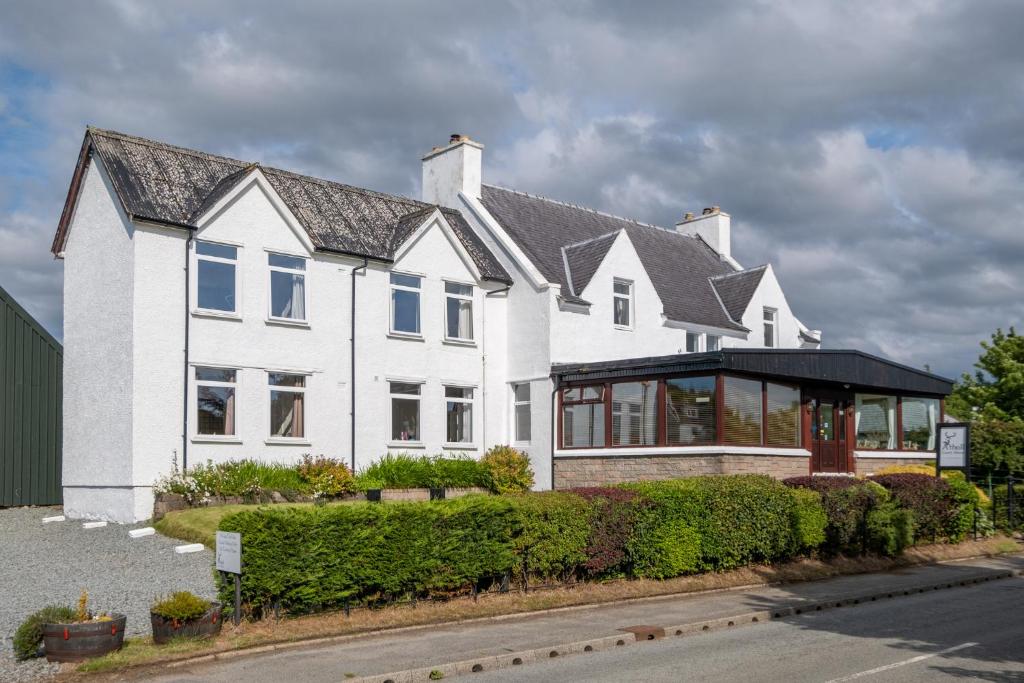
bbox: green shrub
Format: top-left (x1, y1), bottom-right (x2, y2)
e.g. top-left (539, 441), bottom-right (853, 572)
top-left (873, 474), bottom-right (972, 543)
top-left (356, 453), bottom-right (489, 490)
top-left (480, 446), bottom-right (534, 494)
top-left (789, 488), bottom-right (828, 553)
top-left (866, 504), bottom-right (914, 556)
top-left (427, 456), bottom-right (490, 488)
top-left (13, 605), bottom-right (77, 660)
top-left (297, 455), bottom-right (356, 498)
top-left (151, 592), bottom-right (211, 621)
top-left (510, 492), bottom-right (591, 582)
top-left (571, 488), bottom-right (647, 577)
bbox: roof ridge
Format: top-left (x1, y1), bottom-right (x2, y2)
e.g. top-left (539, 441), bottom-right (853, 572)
top-left (262, 165), bottom-right (426, 209)
top-left (87, 126), bottom-right (250, 168)
top-left (483, 183), bottom-right (684, 236)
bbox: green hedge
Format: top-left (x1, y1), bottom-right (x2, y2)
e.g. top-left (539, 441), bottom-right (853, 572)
top-left (218, 474), bottom-right (828, 614)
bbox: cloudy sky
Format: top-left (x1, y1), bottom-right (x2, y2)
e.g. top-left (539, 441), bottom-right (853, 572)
top-left (2, 0), bottom-right (1022, 378)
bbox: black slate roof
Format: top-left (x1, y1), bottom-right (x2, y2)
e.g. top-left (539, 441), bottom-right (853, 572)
top-left (54, 128), bottom-right (511, 283)
top-left (480, 185), bottom-right (746, 331)
top-left (562, 231), bottom-right (620, 302)
top-left (709, 265), bottom-right (767, 322)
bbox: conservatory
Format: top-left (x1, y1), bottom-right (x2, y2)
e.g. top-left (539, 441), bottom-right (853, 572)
top-left (549, 349), bottom-right (953, 489)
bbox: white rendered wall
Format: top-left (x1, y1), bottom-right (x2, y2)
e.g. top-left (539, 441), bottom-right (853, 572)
top-left (61, 159), bottom-right (139, 522)
top-left (727, 265), bottom-right (805, 350)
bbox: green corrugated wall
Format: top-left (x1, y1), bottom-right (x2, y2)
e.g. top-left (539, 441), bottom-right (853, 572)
top-left (1, 284), bottom-right (62, 506)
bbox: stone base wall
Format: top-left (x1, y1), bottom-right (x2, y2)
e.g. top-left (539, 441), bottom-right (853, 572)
top-left (855, 457), bottom-right (933, 476)
top-left (553, 454), bottom-right (810, 489)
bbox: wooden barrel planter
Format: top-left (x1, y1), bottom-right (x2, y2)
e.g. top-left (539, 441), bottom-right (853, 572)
top-left (42, 614), bottom-right (126, 662)
top-left (150, 603), bottom-right (222, 644)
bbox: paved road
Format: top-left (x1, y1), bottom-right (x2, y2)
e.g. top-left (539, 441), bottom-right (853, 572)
top-left (471, 577), bottom-right (1024, 682)
top-left (135, 556), bottom-right (1024, 683)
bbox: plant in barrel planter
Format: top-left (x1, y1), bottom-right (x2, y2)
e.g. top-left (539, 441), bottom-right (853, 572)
top-left (14, 591), bottom-right (126, 663)
top-left (150, 592), bottom-right (222, 644)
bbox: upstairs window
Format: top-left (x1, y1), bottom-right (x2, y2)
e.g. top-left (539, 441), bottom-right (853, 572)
top-left (686, 331), bottom-right (701, 353)
top-left (269, 372), bottom-right (305, 438)
top-left (763, 308), bottom-right (778, 347)
top-left (444, 282), bottom-right (474, 341)
top-left (269, 254), bottom-right (307, 322)
top-left (513, 383), bottom-right (531, 442)
top-left (706, 335), bottom-right (721, 352)
top-left (445, 386), bottom-right (474, 444)
top-left (613, 279), bottom-right (632, 328)
top-left (196, 366), bottom-right (236, 436)
top-left (196, 241), bottom-right (238, 314)
top-left (562, 386), bottom-right (605, 448)
top-left (390, 273), bottom-right (421, 335)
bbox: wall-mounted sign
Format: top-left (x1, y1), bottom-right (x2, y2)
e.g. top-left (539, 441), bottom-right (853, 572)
top-left (936, 423), bottom-right (970, 472)
top-left (215, 530), bottom-right (241, 574)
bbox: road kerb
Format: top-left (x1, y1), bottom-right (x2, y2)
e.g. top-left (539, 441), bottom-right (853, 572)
top-left (349, 568), bottom-right (1019, 683)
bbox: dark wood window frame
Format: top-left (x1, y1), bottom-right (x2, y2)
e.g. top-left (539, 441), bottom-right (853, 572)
top-left (556, 372), bottom-right (812, 451)
top-left (852, 394), bottom-right (945, 453)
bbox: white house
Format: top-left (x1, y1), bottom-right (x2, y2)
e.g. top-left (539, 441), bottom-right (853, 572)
top-left (53, 128), bottom-right (951, 522)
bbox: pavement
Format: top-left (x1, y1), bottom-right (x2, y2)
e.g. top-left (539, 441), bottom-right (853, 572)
top-left (0, 506), bottom-right (217, 683)
top-left (131, 553), bottom-right (1024, 683)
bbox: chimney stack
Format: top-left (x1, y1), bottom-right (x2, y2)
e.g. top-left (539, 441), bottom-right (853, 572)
top-left (676, 206), bottom-right (731, 259)
top-left (422, 133), bottom-right (484, 209)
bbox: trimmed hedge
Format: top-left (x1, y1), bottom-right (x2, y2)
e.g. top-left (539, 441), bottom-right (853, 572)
top-left (783, 477), bottom-right (912, 556)
top-left (218, 474), bottom-right (827, 614)
top-left (872, 473), bottom-right (975, 543)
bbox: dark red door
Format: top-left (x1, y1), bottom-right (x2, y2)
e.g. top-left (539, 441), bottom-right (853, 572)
top-left (810, 396), bottom-right (850, 473)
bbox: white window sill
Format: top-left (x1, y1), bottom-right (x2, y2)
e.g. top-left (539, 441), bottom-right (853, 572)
top-left (855, 450), bottom-right (934, 459)
top-left (388, 331), bottom-right (424, 342)
top-left (442, 338), bottom-right (477, 348)
top-left (513, 441), bottom-right (532, 448)
top-left (191, 436), bottom-right (242, 444)
top-left (443, 443), bottom-right (478, 451)
top-left (266, 318), bottom-right (310, 329)
top-left (265, 438), bottom-right (311, 446)
top-left (613, 324), bottom-right (633, 332)
top-left (192, 309), bottom-right (242, 321)
top-left (388, 441), bottom-right (426, 449)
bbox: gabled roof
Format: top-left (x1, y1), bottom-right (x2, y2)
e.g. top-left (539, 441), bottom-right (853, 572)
top-left (561, 231), bottom-right (620, 302)
top-left (53, 128), bottom-right (511, 283)
top-left (479, 185), bottom-right (746, 331)
top-left (709, 265), bottom-right (768, 322)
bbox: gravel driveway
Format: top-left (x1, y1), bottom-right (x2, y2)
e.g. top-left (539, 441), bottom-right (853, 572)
top-left (0, 506), bottom-right (216, 682)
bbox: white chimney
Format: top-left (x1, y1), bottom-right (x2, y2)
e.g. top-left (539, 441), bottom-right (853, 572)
top-left (421, 133), bottom-right (483, 209)
top-left (676, 206), bottom-right (731, 259)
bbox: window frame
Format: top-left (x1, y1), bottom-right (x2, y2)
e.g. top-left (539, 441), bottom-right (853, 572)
top-left (194, 365), bottom-right (239, 440)
top-left (763, 307), bottom-right (778, 348)
top-left (443, 384), bottom-right (475, 446)
top-left (193, 240), bottom-right (241, 318)
top-left (389, 379), bottom-right (424, 444)
top-left (267, 251), bottom-right (309, 325)
top-left (560, 384), bottom-right (608, 449)
top-left (706, 334), bottom-right (721, 352)
top-left (612, 278), bottom-right (634, 329)
top-left (267, 371), bottom-right (308, 441)
top-left (685, 331), bottom-right (702, 353)
top-left (853, 394), bottom-right (941, 453)
top-left (443, 280), bottom-right (475, 343)
top-left (389, 271), bottom-right (423, 337)
top-left (513, 383), bottom-right (532, 444)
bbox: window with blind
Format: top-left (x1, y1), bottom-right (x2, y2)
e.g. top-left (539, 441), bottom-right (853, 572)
top-left (666, 376), bottom-right (716, 445)
top-left (723, 376), bottom-right (763, 445)
top-left (611, 381), bottom-right (657, 445)
top-left (765, 382), bottom-right (800, 447)
top-left (562, 386), bottom-right (605, 448)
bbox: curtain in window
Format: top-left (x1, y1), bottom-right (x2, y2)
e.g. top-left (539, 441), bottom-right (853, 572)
top-left (224, 390), bottom-right (235, 435)
top-left (288, 275), bottom-right (305, 319)
top-left (901, 397), bottom-right (937, 451)
top-left (855, 395), bottom-right (896, 449)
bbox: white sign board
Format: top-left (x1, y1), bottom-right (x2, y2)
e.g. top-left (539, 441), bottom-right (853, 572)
top-left (937, 424), bottom-right (968, 469)
top-left (215, 531), bottom-right (241, 574)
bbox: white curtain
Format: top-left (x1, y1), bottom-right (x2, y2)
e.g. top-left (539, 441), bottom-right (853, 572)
top-left (283, 274), bottom-right (305, 319)
top-left (458, 300), bottom-right (472, 339)
top-left (927, 399), bottom-right (937, 450)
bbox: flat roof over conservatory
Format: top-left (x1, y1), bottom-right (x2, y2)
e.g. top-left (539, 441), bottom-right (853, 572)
top-left (551, 349), bottom-right (953, 397)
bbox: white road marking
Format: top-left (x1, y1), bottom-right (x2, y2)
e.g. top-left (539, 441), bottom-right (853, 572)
top-left (824, 642), bottom-right (978, 682)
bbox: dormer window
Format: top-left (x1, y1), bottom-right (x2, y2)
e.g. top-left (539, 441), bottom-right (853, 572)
top-left (763, 307), bottom-right (778, 347)
top-left (686, 331), bottom-right (700, 353)
top-left (613, 279), bottom-right (633, 328)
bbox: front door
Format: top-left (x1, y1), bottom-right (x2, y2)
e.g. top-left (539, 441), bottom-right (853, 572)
top-left (809, 395), bottom-right (851, 473)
